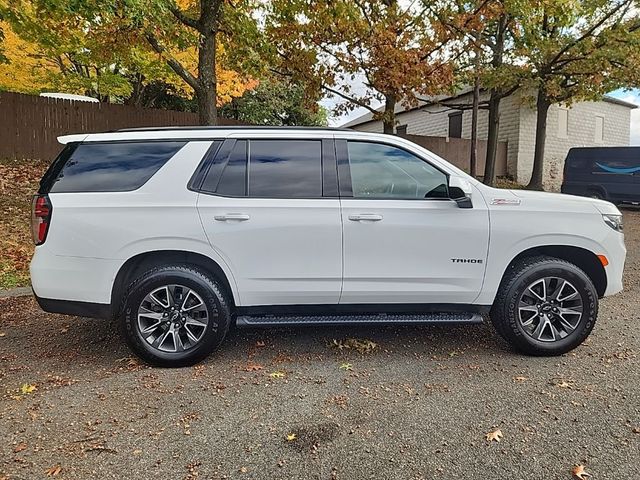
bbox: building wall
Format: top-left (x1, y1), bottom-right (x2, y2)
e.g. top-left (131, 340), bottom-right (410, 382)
top-left (516, 100), bottom-right (632, 190)
top-left (351, 93), bottom-right (632, 190)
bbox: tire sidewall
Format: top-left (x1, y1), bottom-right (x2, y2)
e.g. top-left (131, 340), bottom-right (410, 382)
top-left (504, 263), bottom-right (597, 354)
top-left (122, 269), bottom-right (229, 366)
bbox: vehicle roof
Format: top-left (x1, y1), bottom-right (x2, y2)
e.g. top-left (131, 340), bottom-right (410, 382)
top-left (58, 126), bottom-right (356, 144)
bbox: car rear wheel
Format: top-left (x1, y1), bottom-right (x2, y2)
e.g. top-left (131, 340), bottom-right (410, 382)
top-left (490, 256), bottom-right (598, 356)
top-left (120, 265), bottom-right (231, 367)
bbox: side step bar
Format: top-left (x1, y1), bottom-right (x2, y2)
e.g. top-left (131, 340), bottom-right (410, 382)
top-left (235, 312), bottom-right (484, 327)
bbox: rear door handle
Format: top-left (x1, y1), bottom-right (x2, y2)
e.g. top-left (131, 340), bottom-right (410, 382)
top-left (348, 214), bottom-right (383, 222)
top-left (214, 213), bottom-right (250, 222)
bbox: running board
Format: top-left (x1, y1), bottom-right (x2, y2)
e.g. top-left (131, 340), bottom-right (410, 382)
top-left (235, 312), bottom-right (484, 327)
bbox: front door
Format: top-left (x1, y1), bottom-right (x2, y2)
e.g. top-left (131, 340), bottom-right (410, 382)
top-left (337, 139), bottom-right (490, 305)
top-left (196, 137), bottom-right (342, 306)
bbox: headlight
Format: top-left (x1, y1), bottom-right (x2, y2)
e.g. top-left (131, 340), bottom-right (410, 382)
top-left (603, 214), bottom-right (623, 232)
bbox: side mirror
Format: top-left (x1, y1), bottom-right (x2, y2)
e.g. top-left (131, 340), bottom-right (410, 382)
top-left (449, 176), bottom-right (473, 209)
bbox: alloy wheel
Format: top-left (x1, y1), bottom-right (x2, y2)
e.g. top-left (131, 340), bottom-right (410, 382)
top-left (517, 277), bottom-right (584, 342)
top-left (137, 284), bottom-right (209, 353)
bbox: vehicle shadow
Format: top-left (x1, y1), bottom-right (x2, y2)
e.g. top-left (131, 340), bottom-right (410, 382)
top-left (0, 297), bottom-right (512, 371)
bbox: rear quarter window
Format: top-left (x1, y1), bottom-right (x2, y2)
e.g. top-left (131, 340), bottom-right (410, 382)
top-left (47, 141), bottom-right (186, 193)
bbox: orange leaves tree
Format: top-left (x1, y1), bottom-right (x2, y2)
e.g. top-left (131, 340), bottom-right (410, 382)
top-left (1, 0), bottom-right (261, 121)
top-left (266, 0), bottom-right (456, 133)
top-left (140, 0), bottom-right (263, 124)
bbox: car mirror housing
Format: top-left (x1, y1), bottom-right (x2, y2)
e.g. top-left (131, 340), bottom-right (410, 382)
top-left (448, 176), bottom-right (473, 208)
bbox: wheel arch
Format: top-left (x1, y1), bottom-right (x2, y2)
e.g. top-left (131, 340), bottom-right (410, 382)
top-left (501, 245), bottom-right (607, 298)
top-left (111, 250), bottom-right (238, 315)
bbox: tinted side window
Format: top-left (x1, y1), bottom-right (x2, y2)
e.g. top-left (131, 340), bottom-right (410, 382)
top-left (216, 141), bottom-right (247, 196)
top-left (249, 140), bottom-right (323, 198)
top-left (49, 141), bottom-right (186, 193)
top-left (347, 141), bottom-right (448, 199)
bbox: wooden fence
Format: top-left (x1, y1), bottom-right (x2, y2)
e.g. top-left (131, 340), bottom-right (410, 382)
top-left (0, 91), bottom-right (240, 160)
top-left (400, 133), bottom-right (508, 177)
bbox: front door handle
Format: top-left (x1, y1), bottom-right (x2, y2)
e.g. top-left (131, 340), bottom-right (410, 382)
top-left (348, 214), bottom-right (383, 222)
top-left (214, 213), bottom-right (250, 222)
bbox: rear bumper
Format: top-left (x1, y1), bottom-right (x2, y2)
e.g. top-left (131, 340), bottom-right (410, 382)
top-left (33, 291), bottom-right (113, 319)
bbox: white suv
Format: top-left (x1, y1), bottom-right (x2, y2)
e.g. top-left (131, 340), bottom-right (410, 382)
top-left (30, 127), bottom-right (626, 366)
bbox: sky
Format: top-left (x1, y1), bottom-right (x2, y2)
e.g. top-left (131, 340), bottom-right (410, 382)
top-left (322, 87), bottom-right (640, 146)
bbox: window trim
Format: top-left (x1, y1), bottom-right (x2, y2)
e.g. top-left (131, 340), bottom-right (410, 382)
top-left (448, 112), bottom-right (463, 138)
top-left (337, 139), bottom-right (452, 201)
top-left (594, 115), bottom-right (605, 144)
top-left (187, 140), bottom-right (224, 191)
top-left (194, 137), bottom-right (339, 199)
top-left (557, 107), bottom-right (569, 139)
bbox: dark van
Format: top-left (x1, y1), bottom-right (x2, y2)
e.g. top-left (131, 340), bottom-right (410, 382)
top-left (561, 147), bottom-right (640, 204)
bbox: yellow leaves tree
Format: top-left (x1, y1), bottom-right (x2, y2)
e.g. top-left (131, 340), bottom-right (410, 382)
top-left (1, 0), bottom-right (259, 113)
top-left (0, 21), bottom-right (56, 93)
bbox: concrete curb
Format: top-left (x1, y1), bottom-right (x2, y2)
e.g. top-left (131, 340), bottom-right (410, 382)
top-left (0, 287), bottom-right (32, 299)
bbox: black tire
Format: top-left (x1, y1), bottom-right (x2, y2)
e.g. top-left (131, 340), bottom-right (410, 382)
top-left (490, 256), bottom-right (598, 356)
top-left (120, 265), bottom-right (231, 367)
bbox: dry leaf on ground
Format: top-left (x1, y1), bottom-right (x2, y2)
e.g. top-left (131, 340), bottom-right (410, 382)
top-left (269, 371), bottom-right (286, 379)
top-left (286, 433), bottom-right (297, 441)
top-left (20, 383), bottom-right (37, 395)
top-left (485, 429), bottom-right (503, 442)
top-left (572, 464), bottom-right (591, 479)
top-left (243, 362), bottom-right (263, 372)
top-left (45, 465), bottom-right (62, 476)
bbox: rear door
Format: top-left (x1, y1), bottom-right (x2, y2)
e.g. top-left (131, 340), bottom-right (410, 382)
top-left (195, 136), bottom-right (342, 306)
top-left (337, 139), bottom-right (490, 304)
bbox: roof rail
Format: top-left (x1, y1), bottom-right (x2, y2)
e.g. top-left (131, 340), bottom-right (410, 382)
top-left (116, 125), bottom-right (351, 132)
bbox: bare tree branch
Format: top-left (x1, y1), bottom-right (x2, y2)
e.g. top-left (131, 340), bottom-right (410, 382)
top-left (145, 33), bottom-right (200, 92)
top-left (169, 6), bottom-right (201, 32)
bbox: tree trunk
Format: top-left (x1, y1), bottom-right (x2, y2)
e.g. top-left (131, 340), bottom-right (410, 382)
top-left (383, 94), bottom-right (395, 134)
top-left (527, 89), bottom-right (551, 190)
top-left (197, 0), bottom-right (220, 125)
top-left (526, 88), bottom-right (551, 190)
top-left (483, 91), bottom-right (501, 186)
top-left (470, 76), bottom-right (480, 178)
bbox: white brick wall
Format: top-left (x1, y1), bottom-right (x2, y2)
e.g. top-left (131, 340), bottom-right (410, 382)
top-left (351, 92), bottom-right (632, 190)
top-left (352, 91), bottom-right (522, 178)
top-left (516, 100), bottom-right (631, 190)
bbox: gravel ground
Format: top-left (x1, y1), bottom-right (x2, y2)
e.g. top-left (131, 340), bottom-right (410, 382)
top-left (1, 210), bottom-right (639, 480)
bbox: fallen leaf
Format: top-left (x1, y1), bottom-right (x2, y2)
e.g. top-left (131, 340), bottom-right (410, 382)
top-left (243, 362), bottom-right (263, 372)
top-left (514, 376), bottom-right (528, 382)
top-left (269, 371), bottom-right (286, 379)
top-left (557, 381), bottom-right (572, 388)
top-left (485, 429), bottom-right (503, 443)
top-left (572, 464), bottom-right (591, 479)
top-left (20, 384), bottom-right (37, 395)
top-left (45, 465), bottom-right (62, 476)
top-left (14, 442), bottom-right (27, 453)
top-left (0, 332), bottom-right (6, 337)
top-left (339, 363), bottom-right (353, 371)
top-left (632, 427), bottom-right (640, 434)
top-left (239, 466), bottom-right (248, 473)
top-left (330, 338), bottom-right (378, 354)
top-left (256, 340), bottom-right (266, 347)
top-left (286, 433), bottom-right (297, 441)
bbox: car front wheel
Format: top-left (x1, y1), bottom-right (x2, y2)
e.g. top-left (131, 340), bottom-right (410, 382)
top-left (120, 265), bottom-right (231, 367)
top-left (491, 256), bottom-right (598, 356)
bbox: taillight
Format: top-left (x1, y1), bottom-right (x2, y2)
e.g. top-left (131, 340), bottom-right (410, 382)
top-left (31, 194), bottom-right (52, 245)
